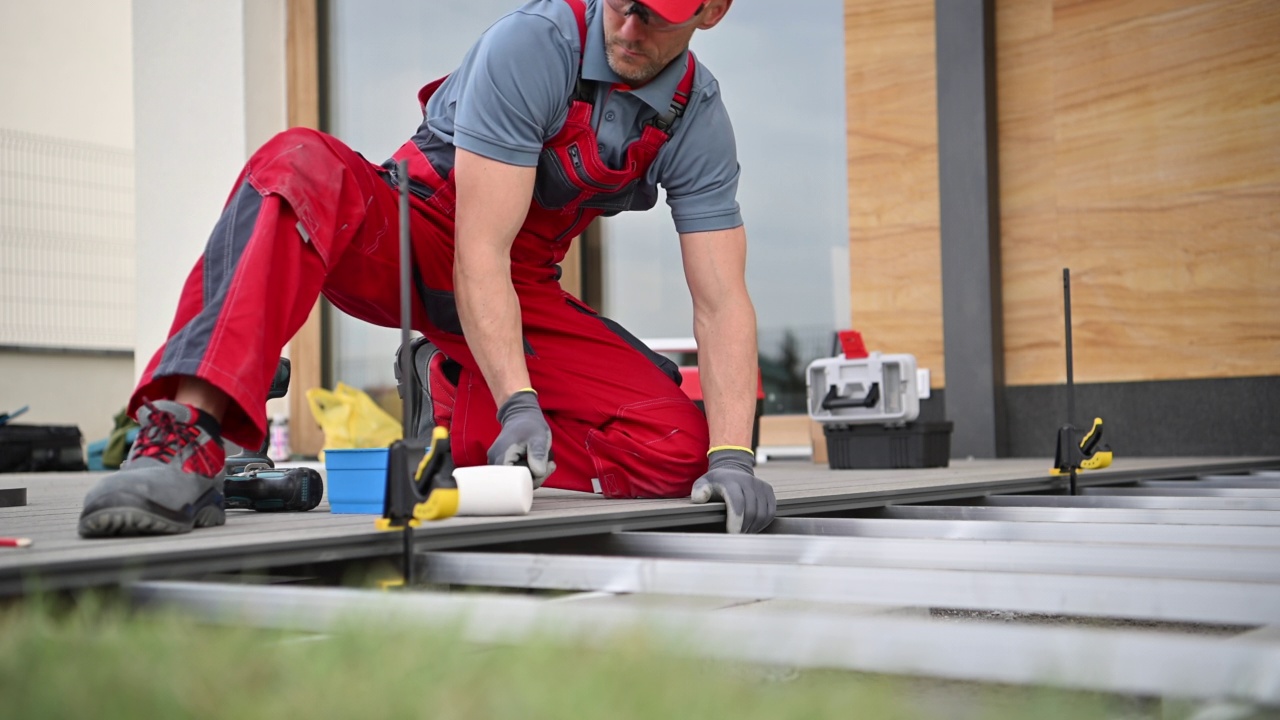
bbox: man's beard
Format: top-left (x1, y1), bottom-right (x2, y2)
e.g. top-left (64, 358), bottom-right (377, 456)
top-left (605, 40), bottom-right (666, 85)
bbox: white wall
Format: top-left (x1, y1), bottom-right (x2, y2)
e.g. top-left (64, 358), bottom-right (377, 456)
top-left (132, 0), bottom-right (287, 387)
top-left (0, 354), bottom-right (136, 444)
top-left (0, 0), bottom-right (136, 444)
top-left (0, 0), bottom-right (135, 148)
top-left (0, 0), bottom-right (289, 447)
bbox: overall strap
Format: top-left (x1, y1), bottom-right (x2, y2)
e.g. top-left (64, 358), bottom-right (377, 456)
top-left (564, 0), bottom-right (588, 51)
top-left (563, 0), bottom-right (594, 103)
top-left (648, 51), bottom-right (697, 133)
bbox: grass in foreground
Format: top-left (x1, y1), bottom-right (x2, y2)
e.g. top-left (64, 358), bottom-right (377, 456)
top-left (0, 596), bottom-right (1155, 720)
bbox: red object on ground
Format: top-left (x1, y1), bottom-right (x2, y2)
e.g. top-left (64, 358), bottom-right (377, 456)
top-left (839, 330), bottom-right (869, 359)
top-left (0, 538), bottom-right (32, 548)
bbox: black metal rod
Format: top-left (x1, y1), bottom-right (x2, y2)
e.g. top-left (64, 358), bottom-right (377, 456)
top-left (1063, 268), bottom-right (1077, 496)
top-left (398, 159), bottom-right (412, 428)
top-left (1063, 268), bottom-right (1074, 429)
top-left (397, 159), bottom-right (415, 585)
top-left (402, 518), bottom-right (414, 586)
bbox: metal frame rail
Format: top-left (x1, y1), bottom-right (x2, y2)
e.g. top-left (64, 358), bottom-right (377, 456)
top-left (11, 459), bottom-right (1272, 596)
top-left (132, 467), bottom-right (1280, 708)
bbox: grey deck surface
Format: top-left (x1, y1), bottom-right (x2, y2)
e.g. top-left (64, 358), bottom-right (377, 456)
top-left (1, 456), bottom-right (1275, 595)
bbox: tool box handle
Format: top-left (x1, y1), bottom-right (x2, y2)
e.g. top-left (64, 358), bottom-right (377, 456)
top-left (821, 383), bottom-right (880, 410)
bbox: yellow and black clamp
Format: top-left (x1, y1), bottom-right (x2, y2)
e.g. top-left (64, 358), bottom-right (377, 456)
top-left (376, 425), bottom-right (459, 589)
top-left (376, 425), bottom-right (459, 531)
top-left (1052, 416), bottom-right (1114, 482)
top-left (1051, 269), bottom-right (1116, 495)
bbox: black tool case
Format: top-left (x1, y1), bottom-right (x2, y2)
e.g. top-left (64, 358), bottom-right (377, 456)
top-left (0, 424), bottom-right (86, 472)
top-left (823, 421), bottom-right (953, 470)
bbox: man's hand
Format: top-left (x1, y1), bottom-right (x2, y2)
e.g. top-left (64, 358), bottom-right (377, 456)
top-left (690, 447), bottom-right (775, 533)
top-left (487, 390), bottom-right (556, 486)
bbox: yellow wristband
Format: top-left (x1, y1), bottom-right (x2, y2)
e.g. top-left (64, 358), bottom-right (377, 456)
top-left (707, 445), bottom-right (754, 457)
top-left (515, 387), bottom-right (537, 395)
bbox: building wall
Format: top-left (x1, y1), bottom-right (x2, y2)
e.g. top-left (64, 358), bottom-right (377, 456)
top-left (0, 0), bottom-right (136, 445)
top-left (0, 1), bottom-right (135, 146)
top-left (132, 0), bottom-right (290, 429)
top-left (0, 353), bottom-right (136, 444)
top-left (844, 0), bottom-right (945, 385)
top-left (132, 0), bottom-right (287, 388)
top-left (0, 1), bottom-right (290, 448)
top-left (998, 0), bottom-right (1280, 386)
top-left (844, 0), bottom-right (1279, 455)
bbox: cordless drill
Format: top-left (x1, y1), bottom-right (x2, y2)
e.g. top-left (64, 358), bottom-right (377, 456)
top-left (223, 358), bottom-right (324, 512)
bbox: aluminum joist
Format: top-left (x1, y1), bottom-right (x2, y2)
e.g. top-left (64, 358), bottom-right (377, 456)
top-left (1143, 479), bottom-right (1280, 489)
top-left (1087, 487), bottom-right (1280, 498)
top-left (767, 516), bottom-right (1280, 548)
top-left (1203, 473), bottom-right (1280, 482)
top-left (125, 580), bottom-right (1280, 707)
top-left (880, 504), bottom-right (1280, 526)
top-left (981, 495), bottom-right (1280, 511)
top-left (583, 532), bottom-right (1280, 583)
top-left (417, 551), bottom-right (1280, 626)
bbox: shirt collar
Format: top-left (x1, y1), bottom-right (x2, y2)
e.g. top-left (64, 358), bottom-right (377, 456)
top-left (581, 0), bottom-right (690, 114)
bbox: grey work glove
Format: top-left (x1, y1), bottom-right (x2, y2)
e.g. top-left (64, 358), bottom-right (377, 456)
top-left (690, 448), bottom-right (776, 534)
top-left (488, 390), bottom-right (556, 487)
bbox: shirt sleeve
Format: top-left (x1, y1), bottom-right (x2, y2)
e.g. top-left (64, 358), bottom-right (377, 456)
top-left (434, 10), bottom-right (577, 167)
top-left (656, 79), bottom-right (744, 234)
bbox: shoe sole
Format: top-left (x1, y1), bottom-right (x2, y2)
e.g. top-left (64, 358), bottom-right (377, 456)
top-left (78, 489), bottom-right (226, 538)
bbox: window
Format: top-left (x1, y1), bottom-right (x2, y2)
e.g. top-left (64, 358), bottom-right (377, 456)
top-left (598, 3), bottom-right (849, 414)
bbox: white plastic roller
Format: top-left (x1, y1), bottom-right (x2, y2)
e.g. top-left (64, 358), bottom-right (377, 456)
top-left (452, 465), bottom-right (534, 516)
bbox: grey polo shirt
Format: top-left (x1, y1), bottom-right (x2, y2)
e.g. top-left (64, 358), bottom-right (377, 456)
top-left (417, 0), bottom-right (742, 234)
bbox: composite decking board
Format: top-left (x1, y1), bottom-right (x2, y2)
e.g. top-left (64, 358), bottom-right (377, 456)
top-left (1, 457), bottom-right (1276, 595)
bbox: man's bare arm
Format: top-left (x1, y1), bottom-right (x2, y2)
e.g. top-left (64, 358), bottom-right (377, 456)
top-left (453, 148), bottom-right (537, 404)
top-left (679, 224), bottom-right (758, 449)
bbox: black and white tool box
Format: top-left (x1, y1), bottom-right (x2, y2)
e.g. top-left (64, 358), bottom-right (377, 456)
top-left (806, 352), bottom-right (952, 469)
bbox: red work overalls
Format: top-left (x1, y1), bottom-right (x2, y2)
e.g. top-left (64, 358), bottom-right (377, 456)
top-left (132, 0), bottom-right (709, 498)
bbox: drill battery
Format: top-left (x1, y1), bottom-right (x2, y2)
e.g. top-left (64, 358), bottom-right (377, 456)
top-left (225, 464), bottom-right (323, 512)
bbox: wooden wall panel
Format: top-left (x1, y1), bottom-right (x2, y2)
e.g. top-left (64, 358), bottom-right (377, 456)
top-left (997, 0), bottom-right (1060, 387)
top-left (286, 0), bottom-right (325, 457)
top-left (999, 0), bottom-right (1280, 385)
top-left (844, 0), bottom-right (945, 386)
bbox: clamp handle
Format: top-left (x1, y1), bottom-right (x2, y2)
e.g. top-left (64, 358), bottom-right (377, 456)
top-left (1078, 417), bottom-right (1113, 470)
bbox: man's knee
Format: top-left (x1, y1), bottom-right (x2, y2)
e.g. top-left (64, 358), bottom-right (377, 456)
top-left (248, 128), bottom-right (351, 181)
top-left (260, 126), bottom-right (332, 154)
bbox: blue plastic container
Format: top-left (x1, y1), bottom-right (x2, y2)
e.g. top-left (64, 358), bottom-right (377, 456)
top-left (86, 438), bottom-right (107, 471)
top-left (324, 448), bottom-right (389, 514)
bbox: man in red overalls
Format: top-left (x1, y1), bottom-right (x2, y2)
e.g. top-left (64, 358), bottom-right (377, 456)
top-left (79, 0), bottom-right (775, 537)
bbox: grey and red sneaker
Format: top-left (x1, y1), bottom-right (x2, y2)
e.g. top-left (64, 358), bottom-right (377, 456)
top-left (78, 399), bottom-right (227, 537)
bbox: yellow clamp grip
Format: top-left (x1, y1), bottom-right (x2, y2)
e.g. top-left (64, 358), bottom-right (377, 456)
top-left (413, 426), bottom-right (452, 482)
top-left (414, 488), bottom-right (460, 522)
top-left (1081, 450), bottom-right (1113, 470)
top-left (374, 517), bottom-right (421, 531)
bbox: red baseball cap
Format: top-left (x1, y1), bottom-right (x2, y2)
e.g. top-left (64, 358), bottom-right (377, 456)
top-left (642, 0), bottom-right (709, 24)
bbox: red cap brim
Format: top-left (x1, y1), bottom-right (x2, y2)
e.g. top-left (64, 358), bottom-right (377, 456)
top-left (643, 0), bottom-right (706, 24)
